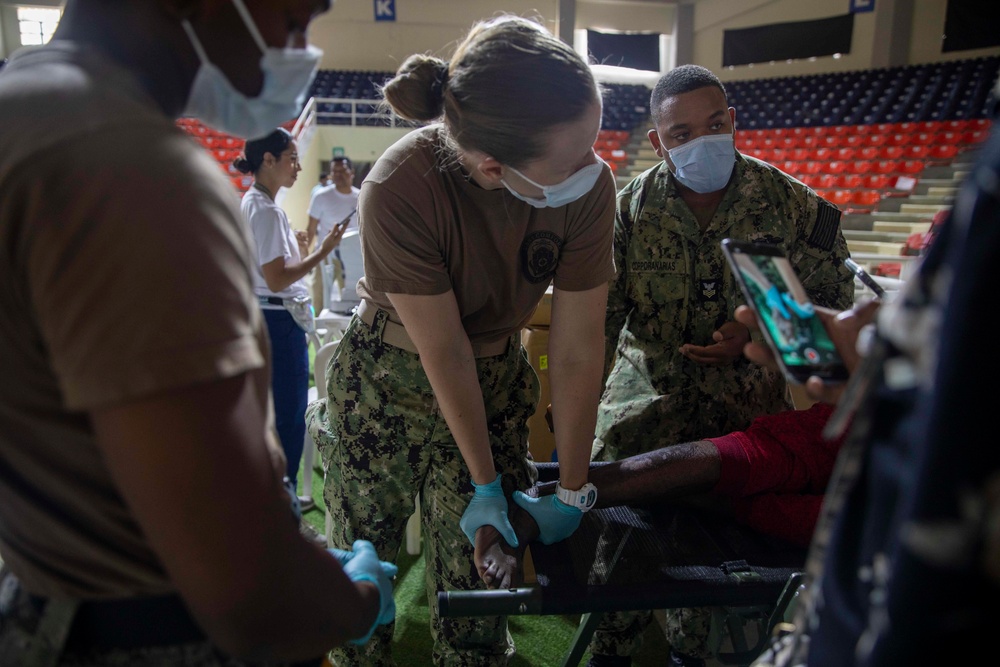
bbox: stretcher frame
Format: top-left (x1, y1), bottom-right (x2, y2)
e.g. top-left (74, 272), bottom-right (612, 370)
top-left (438, 463), bottom-right (806, 666)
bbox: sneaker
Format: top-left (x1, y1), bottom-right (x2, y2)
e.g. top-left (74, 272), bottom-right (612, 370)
top-left (586, 656), bottom-right (632, 667)
top-left (300, 520), bottom-right (327, 547)
top-left (297, 495), bottom-right (316, 513)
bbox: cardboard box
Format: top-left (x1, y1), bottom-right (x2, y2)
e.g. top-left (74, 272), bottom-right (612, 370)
top-left (521, 326), bottom-right (555, 462)
top-left (526, 286), bottom-right (553, 327)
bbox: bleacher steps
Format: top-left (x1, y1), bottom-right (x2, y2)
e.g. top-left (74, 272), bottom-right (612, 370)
top-left (847, 240), bottom-right (905, 255)
top-left (899, 203), bottom-right (950, 215)
top-left (842, 230), bottom-right (912, 243)
top-left (872, 221), bottom-right (932, 234)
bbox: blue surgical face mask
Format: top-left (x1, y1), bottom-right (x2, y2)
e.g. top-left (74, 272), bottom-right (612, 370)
top-left (666, 134), bottom-right (736, 193)
top-left (501, 159), bottom-right (604, 209)
top-left (181, 0), bottom-right (322, 139)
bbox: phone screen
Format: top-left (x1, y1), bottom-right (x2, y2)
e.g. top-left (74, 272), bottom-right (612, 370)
top-left (722, 239), bottom-right (848, 384)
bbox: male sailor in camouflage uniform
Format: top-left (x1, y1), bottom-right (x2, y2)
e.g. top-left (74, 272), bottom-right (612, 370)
top-left (587, 65), bottom-right (855, 667)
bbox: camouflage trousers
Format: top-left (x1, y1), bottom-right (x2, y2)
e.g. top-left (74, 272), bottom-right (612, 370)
top-left (0, 568), bottom-right (320, 667)
top-left (306, 308), bottom-right (539, 667)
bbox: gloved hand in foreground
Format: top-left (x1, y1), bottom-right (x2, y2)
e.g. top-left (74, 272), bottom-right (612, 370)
top-left (511, 491), bottom-right (582, 545)
top-left (459, 474), bottom-right (518, 547)
top-left (339, 540), bottom-right (398, 645)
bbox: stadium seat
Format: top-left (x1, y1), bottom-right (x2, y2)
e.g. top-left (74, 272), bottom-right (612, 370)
top-left (836, 174), bottom-right (863, 189)
top-left (879, 146), bottom-right (906, 160)
top-left (827, 189), bottom-right (853, 206)
top-left (862, 174), bottom-right (893, 190)
top-left (846, 160), bottom-right (873, 174)
top-left (928, 144), bottom-right (959, 162)
top-left (902, 145), bottom-right (930, 159)
top-left (898, 160), bottom-right (925, 175)
top-left (873, 160), bottom-right (900, 174)
top-left (851, 189), bottom-right (883, 209)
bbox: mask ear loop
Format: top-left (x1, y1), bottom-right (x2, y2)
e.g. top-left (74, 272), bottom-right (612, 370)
top-left (230, 0), bottom-right (269, 54)
top-left (181, 20), bottom-right (211, 64)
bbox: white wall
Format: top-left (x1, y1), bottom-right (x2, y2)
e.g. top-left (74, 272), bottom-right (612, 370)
top-left (308, 0), bottom-right (560, 72)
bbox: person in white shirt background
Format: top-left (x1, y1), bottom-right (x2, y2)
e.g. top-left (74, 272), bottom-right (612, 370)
top-left (235, 128), bottom-right (347, 533)
top-left (307, 155), bottom-right (360, 312)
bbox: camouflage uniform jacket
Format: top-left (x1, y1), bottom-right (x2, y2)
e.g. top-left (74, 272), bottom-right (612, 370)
top-left (595, 153), bottom-right (854, 460)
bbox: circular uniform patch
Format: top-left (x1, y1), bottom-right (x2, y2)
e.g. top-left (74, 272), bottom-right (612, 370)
top-left (520, 230), bottom-right (563, 283)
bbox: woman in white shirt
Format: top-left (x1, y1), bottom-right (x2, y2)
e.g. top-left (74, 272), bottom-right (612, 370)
top-left (234, 128), bottom-right (346, 510)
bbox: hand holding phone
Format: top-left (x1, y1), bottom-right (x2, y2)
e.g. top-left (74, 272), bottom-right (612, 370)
top-left (721, 238), bottom-right (849, 384)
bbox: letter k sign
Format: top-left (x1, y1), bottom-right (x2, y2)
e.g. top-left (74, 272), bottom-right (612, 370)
top-left (374, 0), bottom-right (395, 22)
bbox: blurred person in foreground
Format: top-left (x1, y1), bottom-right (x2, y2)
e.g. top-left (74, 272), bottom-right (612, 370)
top-left (0, 1), bottom-right (395, 665)
top-left (750, 81), bottom-right (1000, 667)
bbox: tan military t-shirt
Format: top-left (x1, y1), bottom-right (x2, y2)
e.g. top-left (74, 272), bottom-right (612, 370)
top-left (357, 125), bottom-right (617, 343)
top-left (0, 44), bottom-right (271, 597)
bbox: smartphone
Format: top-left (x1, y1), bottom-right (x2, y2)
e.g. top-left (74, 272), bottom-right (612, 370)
top-left (721, 238), bottom-right (849, 384)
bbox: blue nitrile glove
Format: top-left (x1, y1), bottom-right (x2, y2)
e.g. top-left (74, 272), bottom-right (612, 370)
top-left (459, 474), bottom-right (518, 547)
top-left (327, 547), bottom-right (397, 577)
top-left (511, 491), bottom-right (583, 545)
top-left (340, 540), bottom-right (398, 645)
top-left (327, 547), bottom-right (353, 567)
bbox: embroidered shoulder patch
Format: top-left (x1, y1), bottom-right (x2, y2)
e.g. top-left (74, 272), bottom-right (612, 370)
top-left (809, 200), bottom-right (841, 251)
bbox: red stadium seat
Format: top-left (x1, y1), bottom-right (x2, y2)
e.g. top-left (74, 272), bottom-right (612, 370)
top-left (851, 189), bottom-right (883, 208)
top-left (812, 147), bottom-right (834, 162)
top-left (858, 146), bottom-right (880, 160)
top-left (936, 131), bottom-right (963, 145)
top-left (779, 160), bottom-right (799, 175)
top-left (817, 135), bottom-right (839, 149)
top-left (833, 147), bottom-right (857, 161)
top-left (898, 160), bottom-right (924, 175)
top-left (799, 174), bottom-right (823, 187)
top-left (963, 130), bottom-right (989, 144)
top-left (837, 174), bottom-right (863, 189)
top-left (862, 133), bottom-right (888, 147)
top-left (817, 174), bottom-right (838, 189)
top-left (826, 160), bottom-right (847, 174)
top-left (849, 160), bottom-right (875, 174)
top-left (928, 144), bottom-right (959, 162)
top-left (902, 145), bottom-right (930, 159)
top-left (803, 160), bottom-right (826, 175)
top-left (911, 132), bottom-right (936, 146)
top-left (827, 189), bottom-right (853, 206)
top-left (879, 146), bottom-right (905, 160)
top-left (873, 160), bottom-right (900, 174)
top-left (843, 134), bottom-right (865, 148)
top-left (789, 148), bottom-right (811, 161)
top-left (886, 133), bottom-right (910, 146)
top-left (862, 174), bottom-right (893, 190)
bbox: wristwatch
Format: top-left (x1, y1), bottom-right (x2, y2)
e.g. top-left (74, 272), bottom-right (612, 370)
top-left (555, 482), bottom-right (598, 512)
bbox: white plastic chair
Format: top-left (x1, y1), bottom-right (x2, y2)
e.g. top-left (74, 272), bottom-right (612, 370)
top-left (303, 338), bottom-right (340, 545)
top-left (306, 334), bottom-right (422, 554)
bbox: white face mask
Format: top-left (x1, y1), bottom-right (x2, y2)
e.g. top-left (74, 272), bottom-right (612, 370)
top-left (501, 160), bottom-right (604, 209)
top-left (666, 134), bottom-right (736, 193)
top-left (181, 0), bottom-right (322, 140)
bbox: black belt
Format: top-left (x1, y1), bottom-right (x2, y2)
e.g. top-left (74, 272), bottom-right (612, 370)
top-left (45, 591), bottom-right (320, 665)
top-left (63, 593), bottom-right (205, 651)
top-left (261, 296), bottom-right (284, 306)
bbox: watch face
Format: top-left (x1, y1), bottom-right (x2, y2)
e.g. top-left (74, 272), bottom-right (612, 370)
top-left (558, 483), bottom-right (597, 511)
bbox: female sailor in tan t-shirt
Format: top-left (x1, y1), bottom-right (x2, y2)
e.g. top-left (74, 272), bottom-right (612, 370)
top-left (306, 15), bottom-right (615, 666)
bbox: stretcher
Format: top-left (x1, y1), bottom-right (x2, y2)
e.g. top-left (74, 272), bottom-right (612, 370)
top-left (438, 463), bottom-right (806, 666)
